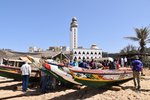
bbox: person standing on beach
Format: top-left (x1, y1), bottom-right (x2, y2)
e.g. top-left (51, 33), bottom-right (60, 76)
top-left (39, 56), bottom-right (49, 93)
top-left (132, 55), bottom-right (143, 89)
top-left (21, 61), bottom-right (31, 92)
top-left (124, 57), bottom-right (128, 67)
top-left (72, 58), bottom-right (79, 67)
top-left (120, 57), bottom-right (124, 67)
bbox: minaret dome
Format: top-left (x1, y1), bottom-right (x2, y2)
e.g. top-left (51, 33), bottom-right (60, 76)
top-left (71, 17), bottom-right (78, 28)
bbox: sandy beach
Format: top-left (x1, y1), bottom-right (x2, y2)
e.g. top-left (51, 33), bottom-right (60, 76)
top-left (0, 68), bottom-right (150, 100)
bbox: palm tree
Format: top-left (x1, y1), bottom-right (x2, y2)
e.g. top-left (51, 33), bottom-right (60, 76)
top-left (125, 26), bottom-right (150, 53)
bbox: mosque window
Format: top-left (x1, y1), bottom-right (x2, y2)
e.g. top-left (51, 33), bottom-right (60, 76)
top-left (87, 52), bottom-right (89, 54)
top-left (78, 52), bottom-right (81, 54)
top-left (83, 57), bottom-right (85, 60)
top-left (95, 52), bottom-right (97, 55)
top-left (91, 52), bottom-right (93, 55)
top-left (74, 51), bottom-right (77, 54)
top-left (83, 52), bottom-right (85, 54)
top-left (74, 57), bottom-right (77, 60)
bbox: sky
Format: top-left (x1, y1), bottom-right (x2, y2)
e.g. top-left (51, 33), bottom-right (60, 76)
top-left (0, 0), bottom-right (150, 53)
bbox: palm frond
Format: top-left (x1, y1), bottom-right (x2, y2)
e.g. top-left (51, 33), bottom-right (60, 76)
top-left (135, 28), bottom-right (142, 38)
top-left (145, 39), bottom-right (150, 43)
top-left (124, 37), bottom-right (139, 41)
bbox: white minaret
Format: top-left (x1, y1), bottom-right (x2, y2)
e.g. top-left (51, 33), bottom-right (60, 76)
top-left (70, 17), bottom-right (78, 50)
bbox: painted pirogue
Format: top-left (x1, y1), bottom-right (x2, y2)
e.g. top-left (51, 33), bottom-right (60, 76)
top-left (27, 56), bottom-right (81, 86)
top-left (42, 63), bottom-right (81, 86)
top-left (70, 68), bottom-right (133, 88)
top-left (0, 65), bottom-right (40, 82)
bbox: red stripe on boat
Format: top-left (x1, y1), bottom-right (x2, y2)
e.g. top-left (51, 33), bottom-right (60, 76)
top-left (44, 63), bottom-right (51, 70)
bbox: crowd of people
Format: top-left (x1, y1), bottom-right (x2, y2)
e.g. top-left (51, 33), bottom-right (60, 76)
top-left (69, 57), bottom-right (129, 70)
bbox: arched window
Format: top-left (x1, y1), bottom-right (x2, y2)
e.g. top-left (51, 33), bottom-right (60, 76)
top-left (74, 51), bottom-right (77, 54)
top-left (78, 52), bottom-right (81, 54)
top-left (83, 57), bottom-right (85, 60)
top-left (99, 52), bottom-right (101, 55)
top-left (79, 57), bottom-right (81, 59)
top-left (95, 57), bottom-right (97, 59)
top-left (74, 57), bottom-right (77, 59)
top-left (95, 52), bottom-right (97, 55)
top-left (91, 57), bottom-right (93, 59)
top-left (87, 52), bottom-right (89, 54)
top-left (83, 52), bottom-right (85, 54)
top-left (87, 57), bottom-right (89, 59)
top-left (91, 52), bottom-right (93, 55)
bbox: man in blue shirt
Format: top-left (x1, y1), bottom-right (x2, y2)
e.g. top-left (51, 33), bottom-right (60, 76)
top-left (132, 55), bottom-right (143, 90)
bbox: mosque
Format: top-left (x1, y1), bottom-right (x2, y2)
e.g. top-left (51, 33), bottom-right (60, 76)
top-left (70, 17), bottom-right (102, 60)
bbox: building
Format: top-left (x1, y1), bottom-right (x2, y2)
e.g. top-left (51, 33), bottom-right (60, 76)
top-left (70, 17), bottom-right (102, 61)
top-left (72, 44), bottom-right (102, 61)
top-left (29, 46), bottom-right (43, 52)
top-left (70, 17), bottom-right (78, 50)
top-left (48, 46), bottom-right (70, 52)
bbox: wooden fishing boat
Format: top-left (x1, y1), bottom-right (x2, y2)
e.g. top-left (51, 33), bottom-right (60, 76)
top-left (27, 56), bottom-right (81, 86)
top-left (70, 69), bottom-right (133, 88)
top-left (42, 63), bottom-right (81, 86)
top-left (0, 58), bottom-right (40, 82)
top-left (71, 67), bottom-right (132, 75)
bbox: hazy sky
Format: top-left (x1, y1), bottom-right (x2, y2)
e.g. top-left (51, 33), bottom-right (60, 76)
top-left (0, 0), bottom-right (150, 53)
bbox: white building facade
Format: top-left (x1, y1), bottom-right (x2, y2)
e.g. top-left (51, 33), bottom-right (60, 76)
top-left (70, 17), bottom-right (78, 50)
top-left (72, 44), bottom-right (102, 61)
top-left (29, 46), bottom-right (43, 52)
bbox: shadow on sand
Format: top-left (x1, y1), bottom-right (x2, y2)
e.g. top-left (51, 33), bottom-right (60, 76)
top-left (0, 80), bottom-right (15, 84)
top-left (0, 81), bottom-right (22, 91)
top-left (2, 80), bottom-right (149, 100)
top-left (0, 90), bottom-right (41, 100)
top-left (0, 80), bottom-right (109, 100)
top-left (0, 80), bottom-right (73, 100)
top-left (119, 86), bottom-right (150, 92)
top-left (50, 87), bottom-right (108, 100)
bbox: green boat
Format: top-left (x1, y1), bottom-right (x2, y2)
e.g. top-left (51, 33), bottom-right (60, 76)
top-left (70, 69), bottom-right (133, 88)
top-left (41, 63), bottom-right (81, 86)
top-left (27, 55), bottom-right (81, 86)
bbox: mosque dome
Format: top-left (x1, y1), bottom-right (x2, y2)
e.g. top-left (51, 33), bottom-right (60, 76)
top-left (91, 44), bottom-right (99, 49)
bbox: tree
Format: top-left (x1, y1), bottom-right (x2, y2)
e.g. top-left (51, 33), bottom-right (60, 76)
top-left (120, 45), bottom-right (138, 54)
top-left (124, 26), bottom-right (150, 53)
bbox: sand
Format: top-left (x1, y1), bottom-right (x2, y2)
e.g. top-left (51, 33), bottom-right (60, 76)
top-left (0, 68), bottom-right (150, 100)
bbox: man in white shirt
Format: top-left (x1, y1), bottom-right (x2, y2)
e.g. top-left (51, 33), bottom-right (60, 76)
top-left (124, 57), bottom-right (128, 67)
top-left (21, 61), bottom-right (31, 92)
top-left (121, 58), bottom-right (124, 67)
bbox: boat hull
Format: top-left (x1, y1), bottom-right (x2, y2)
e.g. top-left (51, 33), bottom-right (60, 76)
top-left (74, 76), bottom-right (133, 88)
top-left (0, 65), bottom-right (40, 82)
top-left (43, 64), bottom-right (81, 86)
top-left (70, 69), bottom-right (133, 88)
